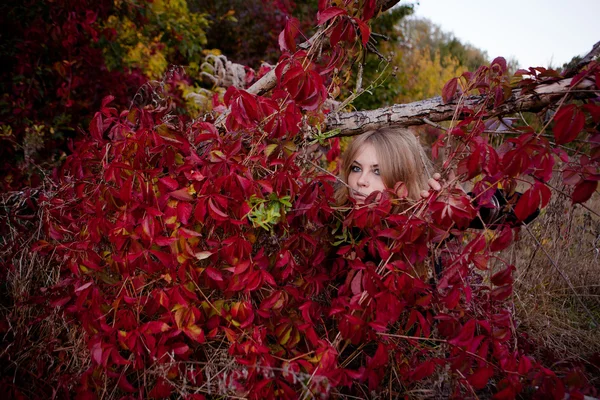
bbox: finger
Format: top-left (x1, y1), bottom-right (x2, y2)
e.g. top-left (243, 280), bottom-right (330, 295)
top-left (427, 177), bottom-right (442, 191)
top-left (420, 189), bottom-right (431, 199)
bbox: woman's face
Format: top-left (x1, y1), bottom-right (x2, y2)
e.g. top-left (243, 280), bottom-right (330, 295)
top-left (347, 143), bottom-right (387, 203)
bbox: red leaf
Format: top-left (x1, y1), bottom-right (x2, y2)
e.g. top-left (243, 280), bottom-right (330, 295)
top-left (118, 375), bottom-right (136, 393)
top-left (208, 198), bottom-right (229, 221)
top-left (204, 267), bottom-right (223, 282)
top-left (171, 342), bottom-right (189, 355)
top-left (362, 0), bottom-right (377, 21)
top-left (518, 355), bottom-right (533, 375)
top-left (194, 199), bottom-right (207, 222)
top-left (353, 17), bottom-right (371, 46)
top-left (538, 182), bottom-right (552, 208)
top-left (91, 342), bottom-right (103, 365)
top-left (159, 176), bottom-right (179, 191)
top-left (468, 366), bottom-right (494, 390)
top-left (572, 180), bottom-right (597, 204)
top-left (502, 146), bottom-right (531, 177)
top-left (533, 149), bottom-right (555, 182)
top-left (411, 360), bottom-right (436, 381)
top-left (442, 77), bottom-right (458, 103)
top-left (430, 189), bottom-right (476, 229)
top-left (583, 103), bottom-right (600, 123)
top-left (449, 319), bottom-right (476, 346)
top-left (514, 184), bottom-right (541, 221)
top-left (351, 270), bottom-right (362, 295)
top-left (170, 188), bottom-right (194, 202)
top-left (101, 95), bottom-right (115, 109)
top-left (553, 104), bottom-right (585, 144)
top-left (563, 167), bottom-right (582, 186)
top-left (148, 377), bottom-right (173, 399)
top-left (368, 343), bottom-right (388, 369)
top-left (491, 57), bottom-right (508, 74)
top-left (142, 215), bottom-right (155, 242)
top-left (278, 17), bottom-right (300, 52)
top-left (490, 227), bottom-right (513, 252)
top-left (149, 249), bottom-right (173, 268)
top-left (443, 286), bottom-right (461, 309)
top-left (120, 174), bottom-right (134, 202)
top-left (494, 86), bottom-right (505, 107)
top-left (330, 21), bottom-right (347, 47)
top-left (491, 265), bottom-right (515, 286)
top-left (458, 145), bottom-right (486, 180)
top-left (317, 7), bottom-right (347, 25)
top-left (177, 202), bottom-right (193, 224)
top-left (89, 112), bottom-right (104, 142)
top-left (491, 285), bottom-right (513, 301)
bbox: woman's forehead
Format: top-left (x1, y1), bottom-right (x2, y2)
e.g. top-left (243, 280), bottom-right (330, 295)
top-left (353, 143), bottom-right (379, 165)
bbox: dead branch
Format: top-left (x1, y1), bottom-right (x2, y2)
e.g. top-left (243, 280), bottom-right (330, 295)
top-left (324, 76), bottom-right (598, 136)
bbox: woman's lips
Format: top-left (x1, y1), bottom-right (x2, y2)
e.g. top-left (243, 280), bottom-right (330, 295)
top-left (351, 190), bottom-right (367, 203)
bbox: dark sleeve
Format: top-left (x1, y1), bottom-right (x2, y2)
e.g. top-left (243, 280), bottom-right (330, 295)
top-left (469, 189), bottom-right (539, 230)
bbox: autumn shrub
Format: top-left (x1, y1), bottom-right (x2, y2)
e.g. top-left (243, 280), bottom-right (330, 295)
top-left (2, 1), bottom-right (600, 399)
top-left (0, 0), bottom-right (149, 191)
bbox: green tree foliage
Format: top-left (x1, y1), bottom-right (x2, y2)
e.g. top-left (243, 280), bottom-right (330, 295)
top-left (402, 18), bottom-right (489, 72)
top-left (353, 15), bottom-right (491, 110)
top-left (101, 0), bottom-right (210, 79)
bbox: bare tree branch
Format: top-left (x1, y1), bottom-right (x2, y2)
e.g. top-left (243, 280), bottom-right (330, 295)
top-left (325, 77), bottom-right (599, 136)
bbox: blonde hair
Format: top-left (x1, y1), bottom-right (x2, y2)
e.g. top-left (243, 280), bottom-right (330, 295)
top-left (335, 127), bottom-right (432, 205)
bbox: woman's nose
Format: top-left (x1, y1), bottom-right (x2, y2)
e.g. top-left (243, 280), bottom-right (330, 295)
top-left (357, 172), bottom-right (369, 187)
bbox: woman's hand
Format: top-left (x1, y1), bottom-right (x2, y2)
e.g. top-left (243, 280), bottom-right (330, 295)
top-left (420, 173), bottom-right (442, 199)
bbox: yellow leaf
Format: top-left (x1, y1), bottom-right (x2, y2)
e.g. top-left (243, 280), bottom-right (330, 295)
top-left (264, 143), bottom-right (278, 157)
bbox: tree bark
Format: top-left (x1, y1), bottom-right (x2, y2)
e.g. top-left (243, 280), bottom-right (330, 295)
top-left (324, 76), bottom-right (598, 136)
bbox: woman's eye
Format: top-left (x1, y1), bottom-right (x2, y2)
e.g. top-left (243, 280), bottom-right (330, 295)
top-left (373, 169), bottom-right (380, 176)
top-left (350, 166), bottom-right (361, 173)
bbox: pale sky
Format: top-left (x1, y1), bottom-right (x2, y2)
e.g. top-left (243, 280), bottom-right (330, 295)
top-left (408, 0), bottom-right (600, 69)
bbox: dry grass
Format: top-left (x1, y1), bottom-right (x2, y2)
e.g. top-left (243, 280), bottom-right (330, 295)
top-left (0, 190), bottom-right (90, 397)
top-left (505, 185), bottom-right (600, 380)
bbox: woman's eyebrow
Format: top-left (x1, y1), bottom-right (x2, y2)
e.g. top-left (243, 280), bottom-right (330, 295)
top-left (352, 161), bottom-right (379, 168)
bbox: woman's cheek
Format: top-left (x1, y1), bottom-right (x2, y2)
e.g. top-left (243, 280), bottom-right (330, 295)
top-left (373, 176), bottom-right (386, 192)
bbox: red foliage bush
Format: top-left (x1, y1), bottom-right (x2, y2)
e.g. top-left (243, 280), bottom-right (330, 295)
top-left (0, 0), bottom-right (148, 191)
top-left (3, 1), bottom-right (600, 398)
